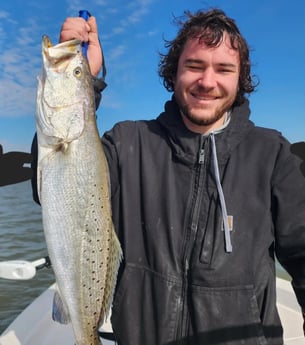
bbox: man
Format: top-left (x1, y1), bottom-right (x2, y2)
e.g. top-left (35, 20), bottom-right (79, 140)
top-left (36, 9), bottom-right (305, 345)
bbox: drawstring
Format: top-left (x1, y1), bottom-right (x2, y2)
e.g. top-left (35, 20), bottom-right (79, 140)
top-left (210, 133), bottom-right (233, 253)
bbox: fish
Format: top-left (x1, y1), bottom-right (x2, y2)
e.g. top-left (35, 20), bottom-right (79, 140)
top-left (35, 35), bottom-right (122, 345)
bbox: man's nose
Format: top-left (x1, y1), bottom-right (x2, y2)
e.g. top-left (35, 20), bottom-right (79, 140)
top-left (197, 68), bottom-right (217, 89)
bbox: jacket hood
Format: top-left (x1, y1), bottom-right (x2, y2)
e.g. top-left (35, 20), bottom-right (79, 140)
top-left (157, 96), bottom-right (254, 165)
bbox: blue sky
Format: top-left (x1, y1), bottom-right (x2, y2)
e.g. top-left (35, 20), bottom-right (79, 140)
top-left (0, 0), bottom-right (304, 153)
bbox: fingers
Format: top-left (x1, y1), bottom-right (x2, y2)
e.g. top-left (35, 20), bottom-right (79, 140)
top-left (87, 16), bottom-right (100, 47)
top-left (59, 17), bottom-right (91, 43)
top-left (59, 16), bottom-right (99, 44)
top-left (58, 16), bottom-right (103, 76)
top-left (88, 16), bottom-right (98, 35)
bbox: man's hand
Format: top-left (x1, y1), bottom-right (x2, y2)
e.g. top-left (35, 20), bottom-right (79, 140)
top-left (59, 16), bottom-right (103, 77)
top-left (0, 145), bottom-right (33, 187)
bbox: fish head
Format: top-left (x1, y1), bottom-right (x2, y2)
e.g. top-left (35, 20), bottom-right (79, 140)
top-left (36, 35), bottom-right (94, 150)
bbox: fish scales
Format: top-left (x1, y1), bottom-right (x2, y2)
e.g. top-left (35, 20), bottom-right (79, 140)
top-left (36, 36), bottom-right (122, 345)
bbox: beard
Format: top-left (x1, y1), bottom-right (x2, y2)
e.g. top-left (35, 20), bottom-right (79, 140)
top-left (179, 102), bottom-right (226, 126)
top-left (175, 85), bottom-right (237, 129)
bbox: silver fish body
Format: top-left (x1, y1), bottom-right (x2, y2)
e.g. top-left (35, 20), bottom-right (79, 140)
top-left (36, 36), bottom-right (122, 345)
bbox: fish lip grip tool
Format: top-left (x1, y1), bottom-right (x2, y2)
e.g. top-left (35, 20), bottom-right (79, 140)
top-left (79, 10), bottom-right (91, 58)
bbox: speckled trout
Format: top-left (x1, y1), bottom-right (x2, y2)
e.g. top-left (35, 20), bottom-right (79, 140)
top-left (35, 36), bottom-right (122, 345)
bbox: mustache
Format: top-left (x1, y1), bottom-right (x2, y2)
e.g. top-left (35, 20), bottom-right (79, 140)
top-left (190, 86), bottom-right (222, 98)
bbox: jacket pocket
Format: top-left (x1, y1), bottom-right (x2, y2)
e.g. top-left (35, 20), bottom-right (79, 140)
top-left (111, 263), bottom-right (182, 345)
top-left (188, 284), bottom-right (271, 345)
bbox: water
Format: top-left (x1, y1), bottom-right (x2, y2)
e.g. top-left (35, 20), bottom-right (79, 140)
top-left (0, 181), bottom-right (54, 333)
top-left (0, 180), bottom-right (291, 335)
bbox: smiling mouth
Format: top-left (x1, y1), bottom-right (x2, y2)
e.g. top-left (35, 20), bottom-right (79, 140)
top-left (191, 93), bottom-right (219, 101)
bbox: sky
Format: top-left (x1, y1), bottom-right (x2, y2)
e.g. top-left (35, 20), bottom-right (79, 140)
top-left (0, 0), bottom-right (304, 153)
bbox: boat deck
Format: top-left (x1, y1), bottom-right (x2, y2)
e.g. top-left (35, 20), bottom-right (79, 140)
top-left (276, 278), bottom-right (303, 344)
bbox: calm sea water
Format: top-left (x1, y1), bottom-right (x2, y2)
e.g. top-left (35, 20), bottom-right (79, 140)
top-left (0, 181), bottom-right (54, 333)
top-left (0, 180), bottom-right (290, 335)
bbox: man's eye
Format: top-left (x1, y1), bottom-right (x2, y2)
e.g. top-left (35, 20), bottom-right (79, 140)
top-left (217, 66), bottom-right (237, 74)
top-left (186, 65), bottom-right (203, 71)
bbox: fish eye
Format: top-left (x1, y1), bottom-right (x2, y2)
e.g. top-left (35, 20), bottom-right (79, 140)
top-left (73, 67), bottom-right (82, 78)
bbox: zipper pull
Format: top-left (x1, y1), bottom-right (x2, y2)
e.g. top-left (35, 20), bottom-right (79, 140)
top-left (184, 258), bottom-right (189, 275)
top-left (198, 148), bottom-right (205, 164)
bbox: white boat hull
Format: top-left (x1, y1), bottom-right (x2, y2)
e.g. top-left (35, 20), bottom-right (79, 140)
top-left (0, 278), bottom-right (303, 344)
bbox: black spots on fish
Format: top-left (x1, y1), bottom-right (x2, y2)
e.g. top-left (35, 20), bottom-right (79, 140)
top-left (88, 327), bottom-right (100, 345)
top-left (84, 223), bottom-right (89, 234)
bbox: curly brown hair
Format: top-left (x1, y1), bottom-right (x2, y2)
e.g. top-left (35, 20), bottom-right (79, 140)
top-left (158, 9), bottom-right (258, 106)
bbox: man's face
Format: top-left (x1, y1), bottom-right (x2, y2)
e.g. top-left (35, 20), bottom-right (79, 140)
top-left (174, 33), bottom-right (240, 134)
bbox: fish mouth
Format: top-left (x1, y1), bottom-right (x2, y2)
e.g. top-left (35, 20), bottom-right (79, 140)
top-left (42, 35), bottom-right (82, 68)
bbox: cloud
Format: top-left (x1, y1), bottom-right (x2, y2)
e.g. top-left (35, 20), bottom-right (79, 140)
top-left (65, 0), bottom-right (108, 16)
top-left (0, 80), bottom-right (36, 117)
top-left (126, 0), bottom-right (154, 24)
top-left (107, 44), bottom-right (127, 60)
top-left (0, 15), bottom-right (42, 118)
top-left (0, 10), bottom-right (9, 18)
top-left (0, 0), bottom-right (159, 119)
top-left (0, 10), bottom-right (17, 24)
top-left (101, 0), bottom-right (156, 39)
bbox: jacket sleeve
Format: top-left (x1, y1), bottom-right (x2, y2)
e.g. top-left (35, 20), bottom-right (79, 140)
top-left (291, 141), bottom-right (305, 177)
top-left (272, 137), bottom-right (305, 330)
top-left (31, 76), bottom-right (107, 204)
top-left (101, 124), bottom-right (123, 238)
top-left (92, 76), bottom-right (107, 109)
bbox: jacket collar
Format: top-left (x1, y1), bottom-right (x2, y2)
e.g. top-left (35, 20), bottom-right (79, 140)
top-left (157, 96), bottom-right (254, 165)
